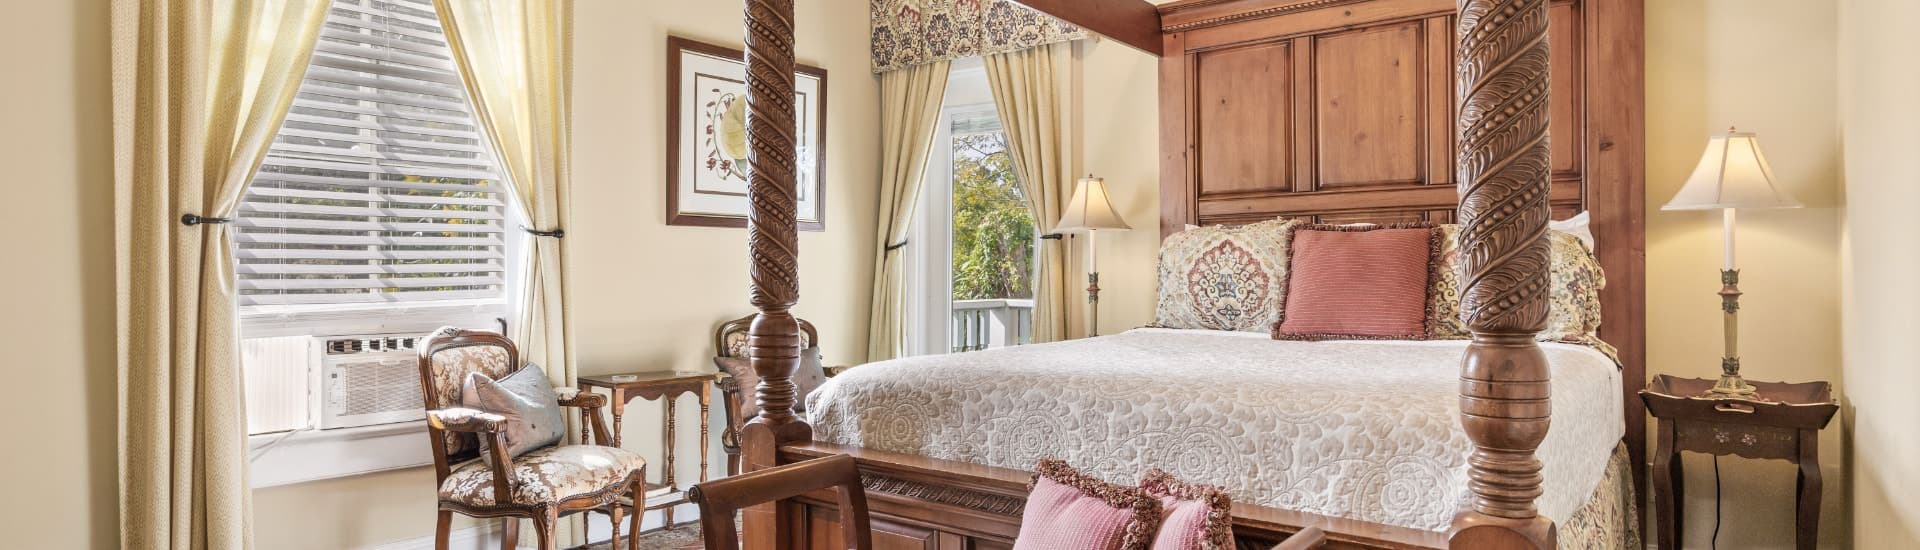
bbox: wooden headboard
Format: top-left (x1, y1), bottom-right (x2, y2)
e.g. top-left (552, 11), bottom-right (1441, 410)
top-left (1155, 0), bottom-right (1647, 489)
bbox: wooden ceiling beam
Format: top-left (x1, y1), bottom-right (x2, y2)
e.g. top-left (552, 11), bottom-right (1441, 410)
top-left (1012, 0), bottom-right (1163, 56)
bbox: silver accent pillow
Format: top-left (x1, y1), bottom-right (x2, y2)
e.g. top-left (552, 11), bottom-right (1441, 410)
top-left (461, 363), bottom-right (566, 464)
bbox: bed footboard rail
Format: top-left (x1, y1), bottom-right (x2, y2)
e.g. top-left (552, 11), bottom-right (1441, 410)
top-left (777, 443), bottom-right (1445, 550)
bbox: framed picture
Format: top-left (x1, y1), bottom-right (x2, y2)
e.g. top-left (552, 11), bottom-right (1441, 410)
top-left (667, 36), bottom-right (828, 231)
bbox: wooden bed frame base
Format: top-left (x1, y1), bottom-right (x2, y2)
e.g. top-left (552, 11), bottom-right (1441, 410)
top-left (779, 442), bottom-right (1446, 549)
top-left (729, 0), bottom-right (1645, 548)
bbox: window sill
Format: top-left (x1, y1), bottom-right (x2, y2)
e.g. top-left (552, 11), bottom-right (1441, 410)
top-left (249, 421), bottom-right (432, 488)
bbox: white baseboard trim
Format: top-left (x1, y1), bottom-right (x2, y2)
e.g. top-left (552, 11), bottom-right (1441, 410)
top-left (359, 504), bottom-right (699, 550)
top-left (364, 522), bottom-right (516, 550)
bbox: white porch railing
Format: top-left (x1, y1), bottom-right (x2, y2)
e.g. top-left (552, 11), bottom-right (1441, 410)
top-left (951, 298), bottom-right (1034, 353)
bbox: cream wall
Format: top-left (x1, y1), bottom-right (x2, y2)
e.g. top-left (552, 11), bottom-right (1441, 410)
top-left (1838, 0), bottom-right (1920, 548)
top-left (1647, 2), bottom-right (1848, 548)
top-left (6, 0), bottom-right (1902, 548)
top-left (253, 1), bottom-right (882, 548)
top-left (0, 0), bottom-right (117, 548)
top-left (0, 0), bottom-right (877, 548)
top-left (1076, 39), bottom-right (1163, 334)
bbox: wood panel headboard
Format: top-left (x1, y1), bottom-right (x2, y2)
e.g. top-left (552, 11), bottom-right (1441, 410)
top-left (1155, 0), bottom-right (1647, 495)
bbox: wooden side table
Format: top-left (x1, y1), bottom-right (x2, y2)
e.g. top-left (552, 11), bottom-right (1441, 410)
top-left (1640, 375), bottom-right (1838, 550)
top-left (578, 371), bottom-right (718, 528)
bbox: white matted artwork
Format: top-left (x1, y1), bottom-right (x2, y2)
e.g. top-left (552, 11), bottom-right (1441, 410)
top-left (667, 36), bottom-right (827, 231)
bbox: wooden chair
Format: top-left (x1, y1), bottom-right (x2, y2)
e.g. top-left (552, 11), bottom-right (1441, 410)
top-left (712, 314), bottom-right (821, 475)
top-left (686, 454), bottom-right (873, 550)
top-left (417, 327), bottom-right (647, 550)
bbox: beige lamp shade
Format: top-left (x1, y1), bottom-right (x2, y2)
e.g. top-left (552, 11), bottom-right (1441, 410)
top-left (1054, 175), bottom-right (1132, 233)
top-left (1663, 128), bottom-right (1803, 211)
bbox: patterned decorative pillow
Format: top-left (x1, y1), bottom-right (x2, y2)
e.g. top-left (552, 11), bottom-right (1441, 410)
top-left (1153, 218), bottom-right (1299, 332)
top-left (1273, 224), bottom-right (1440, 340)
top-left (1140, 469), bottom-right (1232, 550)
top-left (1431, 224), bottom-right (1607, 344)
top-left (461, 363), bottom-right (567, 465)
top-left (1014, 459), bottom-right (1161, 550)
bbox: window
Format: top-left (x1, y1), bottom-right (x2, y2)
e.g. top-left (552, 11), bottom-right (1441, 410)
top-left (907, 58), bottom-right (1037, 355)
top-left (239, 0), bottom-right (520, 483)
top-left (237, 0), bottom-right (514, 314)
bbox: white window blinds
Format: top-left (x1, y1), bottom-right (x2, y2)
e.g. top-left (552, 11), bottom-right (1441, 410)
top-left (237, 0), bottom-right (513, 309)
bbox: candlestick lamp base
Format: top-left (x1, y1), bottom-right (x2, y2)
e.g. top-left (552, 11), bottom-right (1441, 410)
top-left (1705, 357), bottom-right (1761, 400)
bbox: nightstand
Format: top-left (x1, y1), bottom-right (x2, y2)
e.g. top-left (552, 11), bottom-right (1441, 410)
top-left (1640, 374), bottom-right (1838, 550)
top-left (578, 371), bottom-right (718, 529)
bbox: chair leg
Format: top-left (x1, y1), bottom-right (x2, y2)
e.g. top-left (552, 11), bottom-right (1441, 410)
top-left (627, 476), bottom-right (645, 550)
top-left (500, 518), bottom-right (519, 550)
top-left (608, 508), bottom-right (623, 550)
top-left (435, 511), bottom-right (452, 550)
top-left (533, 508), bottom-right (557, 550)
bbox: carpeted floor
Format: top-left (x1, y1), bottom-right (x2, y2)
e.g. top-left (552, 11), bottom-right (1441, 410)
top-left (579, 522), bottom-right (712, 550)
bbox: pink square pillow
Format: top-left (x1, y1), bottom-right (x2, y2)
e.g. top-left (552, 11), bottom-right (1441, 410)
top-left (1013, 459), bottom-right (1162, 550)
top-left (1140, 469), bottom-right (1232, 550)
top-left (1274, 224), bottom-right (1440, 340)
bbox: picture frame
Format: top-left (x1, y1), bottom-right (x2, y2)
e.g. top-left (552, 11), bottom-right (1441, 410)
top-left (666, 35), bottom-right (828, 231)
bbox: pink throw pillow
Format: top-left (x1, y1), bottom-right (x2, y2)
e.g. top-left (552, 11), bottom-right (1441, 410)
top-left (1274, 224), bottom-right (1439, 340)
top-left (1014, 459), bottom-right (1161, 550)
top-left (1140, 469), bottom-right (1232, 550)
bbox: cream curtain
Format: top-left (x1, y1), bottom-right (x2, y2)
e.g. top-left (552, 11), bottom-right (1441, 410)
top-left (435, 0), bottom-right (576, 391)
top-left (985, 44), bottom-right (1073, 343)
top-left (866, 61), bottom-right (952, 361)
top-left (111, 1), bottom-right (328, 548)
top-left (435, 0), bottom-right (580, 542)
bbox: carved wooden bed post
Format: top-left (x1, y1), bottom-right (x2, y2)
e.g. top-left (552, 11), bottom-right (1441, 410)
top-left (1451, 0), bottom-right (1555, 548)
top-left (740, 0), bottom-right (812, 547)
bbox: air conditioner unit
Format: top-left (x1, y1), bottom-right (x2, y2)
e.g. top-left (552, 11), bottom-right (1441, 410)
top-left (316, 334), bottom-right (427, 430)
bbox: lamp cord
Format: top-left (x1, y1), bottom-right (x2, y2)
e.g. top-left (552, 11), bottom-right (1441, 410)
top-left (1711, 455), bottom-right (1724, 550)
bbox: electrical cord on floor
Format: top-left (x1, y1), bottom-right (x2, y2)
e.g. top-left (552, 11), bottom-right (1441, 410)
top-left (1711, 455), bottom-right (1724, 550)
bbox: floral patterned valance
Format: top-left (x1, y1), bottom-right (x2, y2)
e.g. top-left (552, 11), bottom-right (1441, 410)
top-left (871, 0), bottom-right (1089, 73)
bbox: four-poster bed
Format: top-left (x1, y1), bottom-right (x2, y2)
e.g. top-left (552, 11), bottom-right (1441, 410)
top-left (729, 0), bottom-right (1644, 548)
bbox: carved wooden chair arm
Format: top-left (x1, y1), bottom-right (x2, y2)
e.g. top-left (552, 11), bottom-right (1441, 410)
top-left (426, 407), bottom-right (506, 433)
top-left (428, 407), bottom-right (517, 502)
top-left (556, 390), bottom-right (606, 409)
top-left (687, 454), bottom-right (872, 549)
top-left (551, 387), bottom-right (614, 446)
top-left (1268, 527), bottom-right (1326, 550)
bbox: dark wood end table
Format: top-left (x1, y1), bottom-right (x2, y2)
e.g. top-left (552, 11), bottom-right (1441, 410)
top-left (1640, 374), bottom-right (1838, 550)
top-left (578, 371), bottom-right (718, 529)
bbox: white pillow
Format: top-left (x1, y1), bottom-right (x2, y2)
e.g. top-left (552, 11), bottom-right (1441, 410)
top-left (1549, 211), bottom-right (1596, 252)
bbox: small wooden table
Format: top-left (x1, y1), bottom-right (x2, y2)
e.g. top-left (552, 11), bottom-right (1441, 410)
top-left (578, 371), bottom-right (718, 528)
top-left (1640, 375), bottom-right (1838, 550)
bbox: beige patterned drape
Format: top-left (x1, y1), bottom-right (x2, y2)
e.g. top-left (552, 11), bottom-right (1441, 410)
top-left (870, 0), bottom-right (1087, 73)
top-left (985, 44), bottom-right (1073, 343)
top-left (866, 61), bottom-right (952, 361)
top-left (111, 0), bottom-right (329, 548)
top-left (435, 0), bottom-right (576, 394)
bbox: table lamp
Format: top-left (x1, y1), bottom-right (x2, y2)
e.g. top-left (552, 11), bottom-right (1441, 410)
top-left (1053, 175), bottom-right (1131, 336)
top-left (1662, 126), bottom-right (1802, 399)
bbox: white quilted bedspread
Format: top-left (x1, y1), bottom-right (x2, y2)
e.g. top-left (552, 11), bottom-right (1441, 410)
top-left (806, 328), bottom-right (1622, 532)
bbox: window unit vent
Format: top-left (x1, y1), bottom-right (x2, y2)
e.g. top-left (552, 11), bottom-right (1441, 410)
top-left (324, 335), bottom-right (421, 355)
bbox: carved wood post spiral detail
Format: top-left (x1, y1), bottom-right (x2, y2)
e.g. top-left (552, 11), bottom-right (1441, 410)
top-left (1452, 0), bottom-right (1554, 547)
top-left (744, 0), bottom-right (805, 431)
top-left (741, 0), bottom-right (810, 546)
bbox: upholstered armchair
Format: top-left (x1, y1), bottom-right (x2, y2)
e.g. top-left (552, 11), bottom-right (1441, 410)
top-left (712, 314), bottom-right (827, 476)
top-left (418, 327), bottom-right (647, 550)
